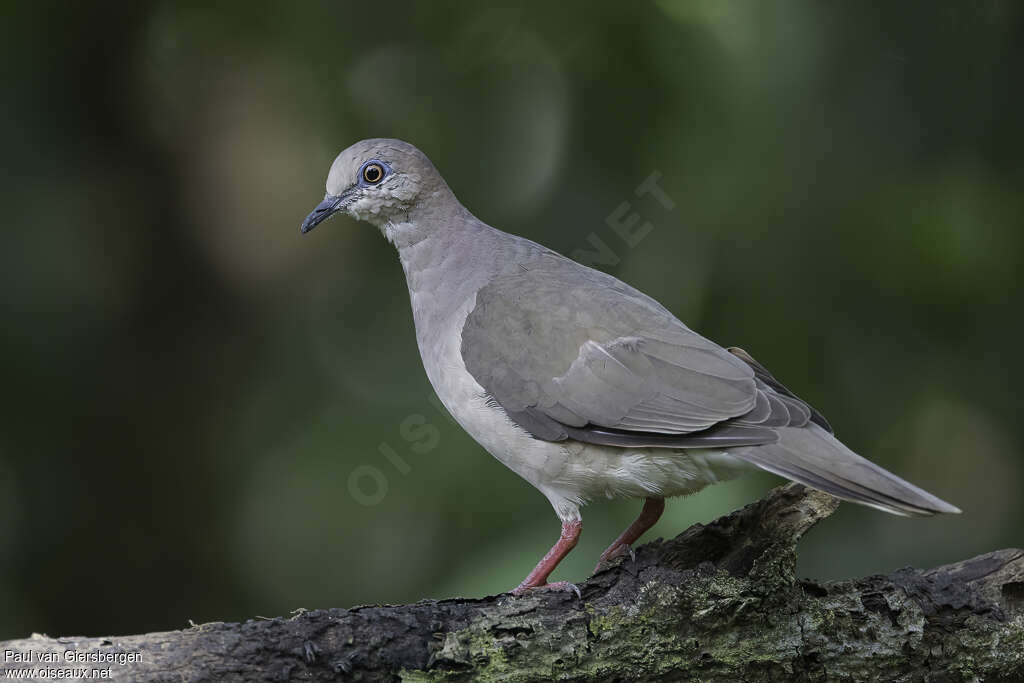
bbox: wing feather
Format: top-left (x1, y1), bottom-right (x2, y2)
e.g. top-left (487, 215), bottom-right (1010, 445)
top-left (455, 232), bottom-right (960, 516)
top-left (460, 261), bottom-right (806, 448)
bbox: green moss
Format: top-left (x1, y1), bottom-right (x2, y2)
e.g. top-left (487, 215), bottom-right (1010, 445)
top-left (403, 600), bottom-right (1022, 682)
top-left (585, 604), bottom-right (626, 638)
top-left (394, 506), bottom-right (1023, 683)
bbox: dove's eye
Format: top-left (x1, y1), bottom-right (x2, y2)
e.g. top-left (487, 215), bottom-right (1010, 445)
top-left (362, 163), bottom-right (384, 184)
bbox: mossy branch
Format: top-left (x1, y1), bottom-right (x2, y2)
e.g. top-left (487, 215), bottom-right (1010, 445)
top-left (2, 484), bottom-right (1022, 681)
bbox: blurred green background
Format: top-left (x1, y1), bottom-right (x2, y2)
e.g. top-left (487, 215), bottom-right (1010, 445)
top-left (2, 0), bottom-right (1022, 640)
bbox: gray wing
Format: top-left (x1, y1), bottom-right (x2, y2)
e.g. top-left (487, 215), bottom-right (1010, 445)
top-left (727, 346), bottom-right (832, 433)
top-left (460, 256), bottom-right (821, 449)
top-left (460, 253), bottom-right (961, 517)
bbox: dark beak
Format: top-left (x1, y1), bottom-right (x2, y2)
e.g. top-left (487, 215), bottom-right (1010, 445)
top-left (301, 193), bottom-right (347, 234)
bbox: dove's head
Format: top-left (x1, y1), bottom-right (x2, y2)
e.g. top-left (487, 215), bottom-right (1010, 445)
top-left (301, 138), bottom-right (452, 234)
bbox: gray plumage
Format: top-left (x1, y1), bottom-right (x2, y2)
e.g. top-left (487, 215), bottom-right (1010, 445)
top-left (457, 230), bottom-right (954, 517)
top-left (301, 138), bottom-right (959, 590)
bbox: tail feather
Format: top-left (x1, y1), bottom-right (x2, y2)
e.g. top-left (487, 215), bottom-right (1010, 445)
top-left (734, 425), bottom-right (961, 516)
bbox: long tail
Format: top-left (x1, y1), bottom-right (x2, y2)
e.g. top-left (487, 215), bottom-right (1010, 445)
top-left (734, 424), bottom-right (961, 516)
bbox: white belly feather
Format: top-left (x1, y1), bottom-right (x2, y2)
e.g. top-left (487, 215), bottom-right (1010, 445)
top-left (414, 291), bottom-right (753, 522)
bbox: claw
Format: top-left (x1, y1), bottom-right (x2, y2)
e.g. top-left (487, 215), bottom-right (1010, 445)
top-left (542, 581), bottom-right (581, 598)
top-left (511, 581), bottom-right (581, 599)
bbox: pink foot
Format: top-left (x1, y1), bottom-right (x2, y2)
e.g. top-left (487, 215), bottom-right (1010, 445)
top-left (509, 520), bottom-right (583, 597)
top-left (593, 498), bottom-right (664, 575)
top-left (593, 542), bottom-right (636, 574)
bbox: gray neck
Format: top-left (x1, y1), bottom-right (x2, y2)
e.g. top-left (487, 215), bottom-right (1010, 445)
top-left (384, 193), bottom-right (549, 346)
top-left (388, 201), bottom-right (501, 334)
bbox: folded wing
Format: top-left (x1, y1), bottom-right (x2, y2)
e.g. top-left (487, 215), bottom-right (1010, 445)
top-left (460, 252), bottom-right (959, 516)
top-left (461, 256), bottom-right (816, 449)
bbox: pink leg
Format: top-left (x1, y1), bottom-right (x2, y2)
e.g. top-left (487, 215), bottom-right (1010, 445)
top-left (511, 520), bottom-right (583, 595)
top-left (594, 497), bottom-right (665, 572)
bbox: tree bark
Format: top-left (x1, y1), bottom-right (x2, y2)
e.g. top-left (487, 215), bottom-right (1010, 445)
top-left (2, 484), bottom-right (1022, 682)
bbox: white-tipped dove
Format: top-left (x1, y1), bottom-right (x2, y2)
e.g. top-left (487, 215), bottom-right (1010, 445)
top-left (300, 139), bottom-right (960, 595)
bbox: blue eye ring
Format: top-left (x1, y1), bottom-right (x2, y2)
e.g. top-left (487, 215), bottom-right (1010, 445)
top-left (359, 159), bottom-right (391, 186)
